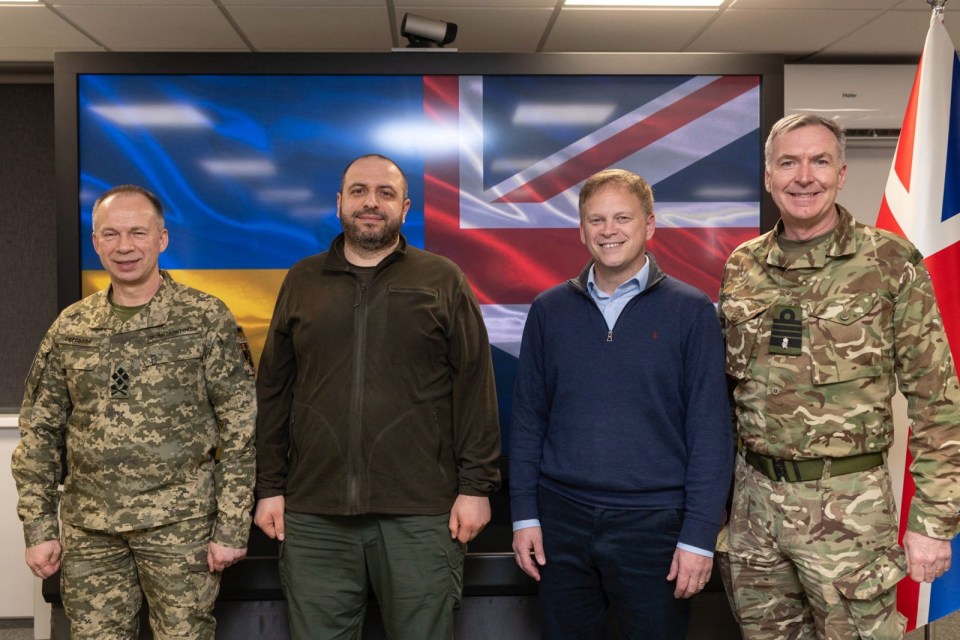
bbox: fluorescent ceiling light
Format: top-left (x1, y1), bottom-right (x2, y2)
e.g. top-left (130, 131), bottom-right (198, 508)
top-left (200, 158), bottom-right (277, 177)
top-left (513, 103), bottom-right (616, 125)
top-left (0, 1), bottom-right (41, 4)
top-left (565, 0), bottom-right (723, 6)
top-left (90, 104), bottom-right (211, 127)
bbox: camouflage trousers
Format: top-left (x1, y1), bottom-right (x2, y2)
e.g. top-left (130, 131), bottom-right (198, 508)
top-left (61, 514), bottom-right (220, 640)
top-left (726, 454), bottom-right (907, 640)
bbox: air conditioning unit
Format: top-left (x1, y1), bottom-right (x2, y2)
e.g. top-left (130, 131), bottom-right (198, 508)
top-left (784, 65), bottom-right (916, 145)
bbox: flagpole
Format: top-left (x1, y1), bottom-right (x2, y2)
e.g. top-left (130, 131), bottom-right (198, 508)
top-left (927, 0), bottom-right (948, 15)
top-left (923, 4), bottom-right (946, 639)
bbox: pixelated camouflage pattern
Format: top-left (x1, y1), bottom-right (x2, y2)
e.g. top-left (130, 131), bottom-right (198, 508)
top-left (727, 455), bottom-right (906, 639)
top-left (719, 206), bottom-right (960, 539)
top-left (12, 271), bottom-right (256, 548)
top-left (61, 516), bottom-right (219, 640)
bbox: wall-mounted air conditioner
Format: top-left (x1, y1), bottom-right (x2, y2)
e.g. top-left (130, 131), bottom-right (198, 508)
top-left (784, 65), bottom-right (916, 145)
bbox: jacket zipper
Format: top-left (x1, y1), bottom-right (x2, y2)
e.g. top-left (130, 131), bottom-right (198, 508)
top-left (348, 280), bottom-right (367, 513)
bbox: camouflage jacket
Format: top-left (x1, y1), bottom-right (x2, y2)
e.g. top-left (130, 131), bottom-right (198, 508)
top-left (12, 272), bottom-right (256, 548)
top-left (719, 206), bottom-right (960, 539)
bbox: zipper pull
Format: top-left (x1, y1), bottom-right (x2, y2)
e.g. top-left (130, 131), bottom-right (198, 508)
top-left (354, 284), bottom-right (365, 307)
top-left (606, 329), bottom-right (613, 343)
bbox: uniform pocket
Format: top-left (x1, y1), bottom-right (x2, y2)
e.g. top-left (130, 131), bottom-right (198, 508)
top-left (833, 545), bottom-right (907, 639)
top-left (809, 293), bottom-right (883, 385)
top-left (720, 298), bottom-right (771, 380)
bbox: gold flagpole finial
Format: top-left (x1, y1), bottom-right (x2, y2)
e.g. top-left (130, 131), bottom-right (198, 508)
top-left (927, 0), bottom-right (948, 15)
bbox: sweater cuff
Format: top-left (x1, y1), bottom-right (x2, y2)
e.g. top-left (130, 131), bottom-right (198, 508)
top-left (678, 516), bottom-right (721, 553)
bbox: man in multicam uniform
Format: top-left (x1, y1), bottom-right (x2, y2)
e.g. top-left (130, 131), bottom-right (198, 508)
top-left (719, 113), bottom-right (960, 639)
top-left (11, 184), bottom-right (257, 640)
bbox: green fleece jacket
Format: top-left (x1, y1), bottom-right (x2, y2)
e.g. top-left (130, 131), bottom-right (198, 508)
top-left (256, 234), bottom-right (501, 515)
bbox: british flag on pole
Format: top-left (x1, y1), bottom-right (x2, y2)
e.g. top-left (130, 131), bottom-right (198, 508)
top-left (874, 4), bottom-right (960, 630)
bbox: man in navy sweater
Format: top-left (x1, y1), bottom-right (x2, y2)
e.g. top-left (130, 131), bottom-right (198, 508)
top-left (510, 168), bottom-right (734, 639)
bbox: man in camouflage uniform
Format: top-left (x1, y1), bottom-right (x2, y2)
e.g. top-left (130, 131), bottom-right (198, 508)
top-left (720, 113), bottom-right (960, 639)
top-left (12, 184), bottom-right (257, 639)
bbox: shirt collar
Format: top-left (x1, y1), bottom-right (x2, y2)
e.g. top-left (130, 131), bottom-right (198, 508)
top-left (587, 260), bottom-right (650, 300)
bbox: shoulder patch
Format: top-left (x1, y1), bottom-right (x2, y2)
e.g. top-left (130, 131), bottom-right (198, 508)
top-left (235, 326), bottom-right (256, 377)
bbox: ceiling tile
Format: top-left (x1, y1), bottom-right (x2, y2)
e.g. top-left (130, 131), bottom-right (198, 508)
top-left (730, 0), bottom-right (899, 8)
top-left (689, 8), bottom-right (882, 54)
top-left (545, 8), bottom-right (717, 52)
top-left (227, 6), bottom-right (392, 51)
top-left (221, 0), bottom-right (384, 5)
top-left (0, 6), bottom-right (99, 48)
top-left (51, 0), bottom-right (214, 5)
top-left (822, 9), bottom-right (959, 55)
top-left (55, 5), bottom-right (248, 49)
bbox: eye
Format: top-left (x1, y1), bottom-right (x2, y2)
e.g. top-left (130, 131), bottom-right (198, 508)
top-left (616, 216), bottom-right (631, 223)
top-left (379, 189), bottom-right (395, 199)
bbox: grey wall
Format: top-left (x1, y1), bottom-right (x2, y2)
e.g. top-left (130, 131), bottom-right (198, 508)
top-left (0, 83), bottom-right (57, 411)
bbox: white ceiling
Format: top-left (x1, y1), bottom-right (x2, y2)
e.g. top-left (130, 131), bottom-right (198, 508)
top-left (0, 0), bottom-right (957, 67)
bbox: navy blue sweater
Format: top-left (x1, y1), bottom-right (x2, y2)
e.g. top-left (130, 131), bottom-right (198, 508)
top-left (509, 256), bottom-right (733, 551)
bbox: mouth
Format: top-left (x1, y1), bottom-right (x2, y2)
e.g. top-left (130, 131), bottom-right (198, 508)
top-left (599, 241), bottom-right (624, 249)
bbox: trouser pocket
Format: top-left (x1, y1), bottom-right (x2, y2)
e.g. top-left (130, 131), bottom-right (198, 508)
top-left (833, 544), bottom-right (907, 639)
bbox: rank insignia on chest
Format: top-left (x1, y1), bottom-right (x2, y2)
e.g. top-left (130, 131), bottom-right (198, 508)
top-left (110, 364), bottom-right (130, 399)
top-left (769, 305), bottom-right (802, 356)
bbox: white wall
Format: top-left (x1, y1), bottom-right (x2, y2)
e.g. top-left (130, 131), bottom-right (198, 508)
top-left (0, 416), bottom-right (37, 617)
top-left (838, 143), bottom-right (897, 226)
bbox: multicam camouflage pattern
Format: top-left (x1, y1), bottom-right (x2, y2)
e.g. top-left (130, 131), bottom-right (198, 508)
top-left (728, 456), bottom-right (906, 639)
top-left (719, 206), bottom-right (960, 539)
top-left (12, 271), bottom-right (256, 548)
top-left (62, 516), bottom-right (219, 640)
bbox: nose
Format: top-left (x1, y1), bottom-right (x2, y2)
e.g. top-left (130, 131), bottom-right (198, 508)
top-left (117, 232), bottom-right (135, 251)
top-left (796, 160), bottom-right (813, 183)
top-left (363, 190), bottom-right (379, 208)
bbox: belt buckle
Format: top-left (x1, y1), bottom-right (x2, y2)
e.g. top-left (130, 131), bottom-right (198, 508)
top-left (772, 458), bottom-right (788, 481)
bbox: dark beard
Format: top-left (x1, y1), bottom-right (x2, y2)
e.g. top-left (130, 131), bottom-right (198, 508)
top-left (340, 207), bottom-right (403, 253)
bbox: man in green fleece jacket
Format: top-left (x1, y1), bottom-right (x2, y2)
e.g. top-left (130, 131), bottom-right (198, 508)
top-left (254, 154), bottom-right (502, 640)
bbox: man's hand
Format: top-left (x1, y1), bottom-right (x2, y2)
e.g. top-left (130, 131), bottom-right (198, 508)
top-left (253, 495), bottom-right (286, 541)
top-left (448, 494), bottom-right (491, 543)
top-left (512, 526), bottom-right (546, 582)
top-left (904, 529), bottom-right (952, 583)
top-left (25, 539), bottom-right (62, 579)
top-left (667, 548), bottom-right (712, 599)
top-left (207, 542), bottom-right (247, 573)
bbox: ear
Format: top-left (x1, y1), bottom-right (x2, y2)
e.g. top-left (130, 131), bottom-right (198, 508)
top-left (837, 163), bottom-right (848, 190)
top-left (336, 192), bottom-right (343, 219)
top-left (764, 168), bottom-right (772, 193)
top-left (159, 228), bottom-right (169, 253)
top-left (402, 198), bottom-right (411, 224)
top-left (646, 213), bottom-right (656, 240)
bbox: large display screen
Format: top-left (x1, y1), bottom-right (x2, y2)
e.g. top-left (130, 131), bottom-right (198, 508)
top-left (57, 52), bottom-right (782, 501)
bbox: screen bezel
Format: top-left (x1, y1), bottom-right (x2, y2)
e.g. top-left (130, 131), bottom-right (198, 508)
top-left (55, 50), bottom-right (783, 310)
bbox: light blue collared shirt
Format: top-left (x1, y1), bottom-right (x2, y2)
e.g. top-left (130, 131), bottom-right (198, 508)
top-left (513, 259), bottom-right (713, 559)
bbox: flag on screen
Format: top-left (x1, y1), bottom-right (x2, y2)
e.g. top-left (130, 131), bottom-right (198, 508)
top-left (874, 9), bottom-right (960, 631)
top-left (420, 74), bottom-right (762, 358)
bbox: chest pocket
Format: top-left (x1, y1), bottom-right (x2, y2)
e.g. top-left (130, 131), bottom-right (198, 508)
top-left (141, 332), bottom-right (205, 398)
top-left (808, 292), bottom-right (884, 385)
top-left (60, 344), bottom-right (101, 401)
top-left (721, 298), bottom-right (772, 380)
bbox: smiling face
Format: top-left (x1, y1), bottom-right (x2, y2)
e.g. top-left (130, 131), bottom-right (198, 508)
top-left (336, 155), bottom-right (411, 263)
top-left (765, 123), bottom-right (847, 240)
top-left (579, 183), bottom-right (655, 294)
top-left (92, 192), bottom-right (168, 302)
